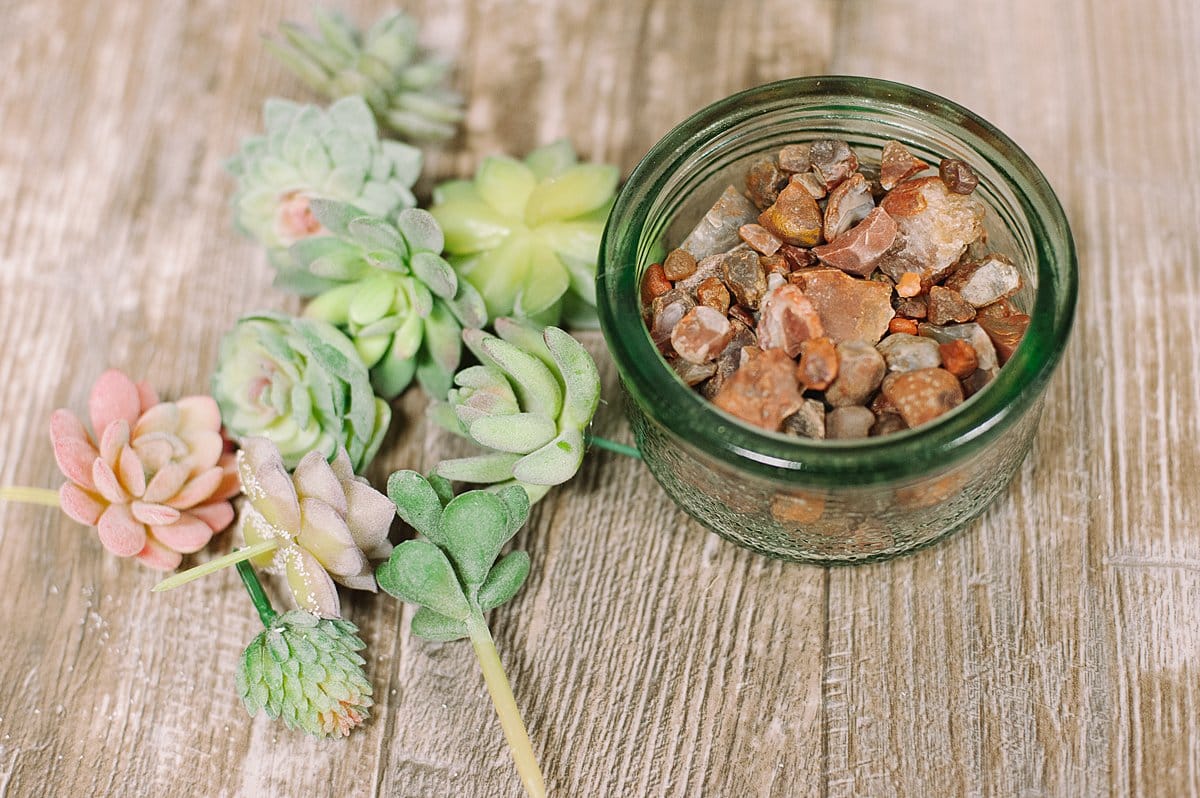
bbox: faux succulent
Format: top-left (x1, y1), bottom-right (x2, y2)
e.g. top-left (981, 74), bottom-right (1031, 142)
top-left (266, 9), bottom-right (464, 143)
top-left (377, 472), bottom-right (544, 796)
top-left (295, 200), bottom-right (487, 399)
top-left (431, 320), bottom-right (600, 502)
top-left (48, 369), bottom-right (239, 570)
top-left (430, 140), bottom-right (618, 327)
top-left (235, 561), bottom-right (373, 738)
top-left (227, 96), bottom-right (422, 271)
top-left (211, 312), bottom-right (390, 472)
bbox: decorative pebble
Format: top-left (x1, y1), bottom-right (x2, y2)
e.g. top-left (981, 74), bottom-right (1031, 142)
top-left (811, 206), bottom-right (898, 277)
top-left (797, 336), bottom-right (839, 390)
top-left (738, 223), bottom-right (783, 256)
top-left (882, 368), bottom-right (964, 428)
top-left (879, 140), bottom-right (928, 190)
top-left (671, 306), bottom-right (733, 364)
top-left (927, 285), bottom-right (976, 325)
top-left (809, 139), bottom-right (859, 191)
top-left (793, 269), bottom-right (895, 345)
top-left (825, 340), bottom-right (886, 407)
top-left (746, 158), bottom-right (789, 209)
top-left (945, 254), bottom-right (1022, 307)
top-left (778, 143), bottom-right (812, 173)
top-left (695, 276), bottom-right (731, 315)
top-left (823, 173), bottom-right (875, 241)
top-left (918, 322), bottom-right (998, 371)
top-left (889, 317), bottom-right (919, 335)
top-left (939, 157), bottom-right (980, 194)
top-left (876, 333), bottom-right (942, 373)
top-left (641, 263), bottom-right (671, 304)
top-left (782, 398), bottom-right (826, 439)
top-left (757, 178), bottom-right (823, 247)
top-left (680, 185), bottom-right (761, 260)
top-left (826, 406), bottom-right (875, 439)
top-left (879, 176), bottom-right (985, 285)
top-left (757, 284), bottom-right (825, 357)
top-left (712, 349), bottom-right (805, 431)
top-left (662, 248), bottom-right (698, 281)
top-left (938, 339), bottom-right (979, 379)
top-left (976, 311), bottom-right (1031, 364)
top-left (671, 358), bottom-right (718, 386)
top-left (721, 249), bottom-right (769, 310)
top-left (649, 288), bottom-right (695, 351)
top-left (895, 271), bottom-right (922, 298)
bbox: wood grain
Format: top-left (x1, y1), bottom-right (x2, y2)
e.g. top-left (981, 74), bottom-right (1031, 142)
top-left (0, 1), bottom-right (1196, 796)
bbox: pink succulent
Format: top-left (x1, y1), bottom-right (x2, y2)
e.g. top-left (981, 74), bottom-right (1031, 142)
top-left (49, 369), bottom-right (240, 570)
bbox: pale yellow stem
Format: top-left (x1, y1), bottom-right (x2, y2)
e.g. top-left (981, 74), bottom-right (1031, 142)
top-left (152, 539), bottom-right (279, 592)
top-left (467, 614), bottom-right (547, 798)
top-left (0, 486), bottom-right (61, 507)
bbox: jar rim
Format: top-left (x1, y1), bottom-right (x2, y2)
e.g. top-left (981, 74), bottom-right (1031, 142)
top-left (596, 76), bottom-right (1078, 486)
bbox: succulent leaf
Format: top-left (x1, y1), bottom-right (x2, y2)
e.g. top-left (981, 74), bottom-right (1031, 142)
top-left (376, 540), bottom-right (471, 621)
top-left (478, 550), bottom-right (531, 612)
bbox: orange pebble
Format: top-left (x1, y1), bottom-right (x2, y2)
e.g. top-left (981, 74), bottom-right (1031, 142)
top-left (888, 317), bottom-right (919, 335)
top-left (641, 263), bottom-right (672, 304)
top-left (896, 271), bottom-right (922, 297)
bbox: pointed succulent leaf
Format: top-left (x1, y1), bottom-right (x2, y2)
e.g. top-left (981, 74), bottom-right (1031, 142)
top-left (524, 139), bottom-right (578, 181)
top-left (512, 428), bottom-right (585, 486)
top-left (308, 198), bottom-right (368, 238)
top-left (395, 207), bottom-right (444, 254)
top-left (435, 452), bottom-right (522, 484)
top-left (348, 216), bottom-right (406, 254)
top-left (477, 550), bottom-right (531, 612)
top-left (524, 164), bottom-right (620, 227)
top-left (376, 540), bottom-right (471, 620)
top-left (494, 484), bottom-right (531, 538)
top-left (410, 607), bottom-right (470, 642)
top-left (410, 252), bottom-right (457, 299)
top-left (545, 327), bottom-right (601, 428)
top-left (477, 335), bottom-right (562, 420)
top-left (476, 156), bottom-right (537, 218)
top-left (468, 413), bottom-right (558, 455)
top-left (387, 470), bottom-right (444, 539)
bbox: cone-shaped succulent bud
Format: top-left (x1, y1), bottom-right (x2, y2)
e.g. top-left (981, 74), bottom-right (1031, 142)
top-left (294, 200), bottom-right (487, 399)
top-left (48, 369), bottom-right (240, 571)
top-left (432, 320), bottom-right (600, 500)
top-left (212, 312), bottom-right (391, 472)
top-left (429, 140), bottom-right (619, 328)
top-left (237, 437), bottom-right (395, 619)
top-left (236, 609), bottom-right (373, 738)
top-left (265, 9), bottom-right (464, 143)
top-left (227, 96), bottom-right (422, 273)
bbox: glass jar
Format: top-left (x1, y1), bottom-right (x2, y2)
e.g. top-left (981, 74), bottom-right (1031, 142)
top-left (596, 76), bottom-right (1077, 563)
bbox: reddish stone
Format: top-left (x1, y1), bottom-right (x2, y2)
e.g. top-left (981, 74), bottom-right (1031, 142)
top-left (695, 276), bottom-right (730, 315)
top-left (792, 269), bottom-right (895, 345)
top-left (878, 176), bottom-right (985, 285)
top-left (927, 285), bottom-right (976, 325)
top-left (671, 306), bottom-right (732, 364)
top-left (757, 284), bottom-right (825, 357)
top-left (727, 304), bottom-right (756, 329)
top-left (738, 223), bottom-right (783, 256)
top-left (758, 178), bottom-right (823, 247)
top-left (811, 206), bottom-right (898, 277)
top-left (823, 173), bottom-right (875, 241)
top-left (939, 157), bottom-right (980, 194)
top-left (938, 339), bottom-right (979, 379)
top-left (977, 312), bottom-right (1031, 364)
top-left (895, 271), bottom-right (922, 298)
top-left (778, 144), bottom-right (812, 173)
top-left (895, 294), bottom-right (929, 319)
top-left (760, 254), bottom-right (789, 276)
top-left (881, 368), bottom-right (964, 428)
top-left (797, 336), bottom-right (838, 390)
top-left (808, 139), bottom-right (859, 191)
top-left (779, 244), bottom-right (818, 271)
top-left (641, 263), bottom-right (671, 305)
top-left (975, 297), bottom-right (1021, 321)
top-left (712, 349), bottom-right (805, 431)
top-left (889, 317), bottom-right (919, 335)
top-left (879, 140), bottom-right (928, 190)
top-left (662, 248), bottom-right (698, 281)
top-left (701, 320), bottom-right (756, 399)
top-left (791, 171), bottom-right (828, 200)
top-left (945, 254), bottom-right (1021, 307)
top-left (649, 288), bottom-right (695, 352)
top-left (746, 157), bottom-right (788, 209)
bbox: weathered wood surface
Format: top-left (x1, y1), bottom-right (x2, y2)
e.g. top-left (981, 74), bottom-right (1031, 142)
top-left (1, 0), bottom-right (1197, 796)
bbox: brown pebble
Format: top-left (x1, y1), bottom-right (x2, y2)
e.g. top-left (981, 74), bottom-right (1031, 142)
top-left (797, 336), bottom-right (839, 390)
top-left (760, 254), bottom-right (789, 276)
top-left (758, 178), bottom-right (823, 247)
top-left (791, 171), bottom-right (828, 200)
top-left (927, 285), bottom-right (977, 325)
top-left (895, 294), bottom-right (929, 319)
top-left (712, 348), bottom-right (805, 431)
top-left (721, 249), bottom-right (768, 310)
top-left (738, 223), bottom-right (783, 256)
top-left (962, 366), bottom-right (998, 397)
top-left (778, 144), bottom-right (812, 173)
top-left (727, 304), bottom-right (756, 329)
top-left (918, 322), bottom-right (998, 371)
top-left (641, 263), bottom-right (671, 304)
top-left (825, 340), bottom-right (886, 407)
top-left (882, 368), bottom-right (964, 428)
top-left (757, 284), bottom-right (825, 357)
top-left (809, 139), bottom-right (859, 191)
top-left (879, 140), bottom-right (928, 190)
top-left (663, 248), bottom-right (698, 281)
top-left (889, 317), bottom-right (919, 335)
top-left (823, 173), bottom-right (875, 242)
top-left (938, 339), bottom-right (979, 379)
top-left (649, 288), bottom-right (695, 352)
top-left (779, 244), bottom-right (818, 271)
top-left (671, 357), bottom-right (718, 386)
top-left (811, 206), bottom-right (898, 277)
top-left (976, 312), bottom-right (1031, 364)
top-left (792, 269), bottom-right (895, 345)
top-left (945, 253), bottom-right (1021, 307)
top-left (827, 406), bottom-right (875, 439)
top-left (870, 412), bottom-right (908, 437)
top-left (877, 333), bottom-right (942, 373)
top-left (939, 157), bottom-right (980, 194)
top-left (701, 320), bottom-right (756, 399)
top-left (746, 157), bottom-right (789, 209)
top-left (671, 306), bottom-right (733, 364)
top-left (679, 186), bottom-right (761, 260)
top-left (975, 297), bottom-right (1021, 321)
top-left (896, 271), bottom-right (922, 298)
top-left (783, 398), bottom-right (826, 439)
top-left (695, 276), bottom-right (730, 314)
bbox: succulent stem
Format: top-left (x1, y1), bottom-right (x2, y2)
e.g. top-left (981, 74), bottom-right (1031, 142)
top-left (235, 559), bottom-right (278, 626)
top-left (466, 612), bottom-right (547, 798)
top-left (151, 539), bottom-right (280, 593)
top-left (0, 486), bottom-right (61, 507)
top-left (586, 434), bottom-right (642, 460)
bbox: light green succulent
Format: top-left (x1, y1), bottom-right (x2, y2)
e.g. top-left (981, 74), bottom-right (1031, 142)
top-left (429, 140), bottom-right (619, 328)
top-left (266, 9), bottom-right (464, 143)
top-left (236, 608), bottom-right (373, 738)
top-left (293, 200), bottom-right (487, 400)
top-left (431, 319), bottom-right (600, 502)
top-left (227, 96), bottom-right (422, 271)
top-left (211, 312), bottom-right (390, 472)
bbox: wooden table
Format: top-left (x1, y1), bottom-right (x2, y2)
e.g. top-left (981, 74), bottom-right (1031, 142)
top-left (2, 1), bottom-right (1197, 795)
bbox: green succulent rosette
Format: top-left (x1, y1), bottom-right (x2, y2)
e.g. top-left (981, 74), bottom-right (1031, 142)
top-left (236, 609), bottom-right (373, 738)
top-left (227, 96), bottom-right (422, 271)
top-left (266, 9), bottom-right (464, 143)
top-left (429, 140), bottom-right (619, 328)
top-left (212, 312), bottom-right (390, 472)
top-left (431, 319), bottom-right (600, 501)
top-left (294, 200), bottom-right (487, 400)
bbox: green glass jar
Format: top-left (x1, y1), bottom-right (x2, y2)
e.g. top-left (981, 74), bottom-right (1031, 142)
top-left (596, 76), bottom-right (1077, 563)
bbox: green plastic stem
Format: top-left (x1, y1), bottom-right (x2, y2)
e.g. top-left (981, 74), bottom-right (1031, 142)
top-left (235, 559), bottom-right (277, 627)
top-left (587, 434), bottom-right (642, 460)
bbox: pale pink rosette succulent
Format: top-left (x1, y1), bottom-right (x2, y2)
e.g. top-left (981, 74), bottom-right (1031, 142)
top-left (237, 437), bottom-right (394, 618)
top-left (49, 370), bottom-right (240, 570)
